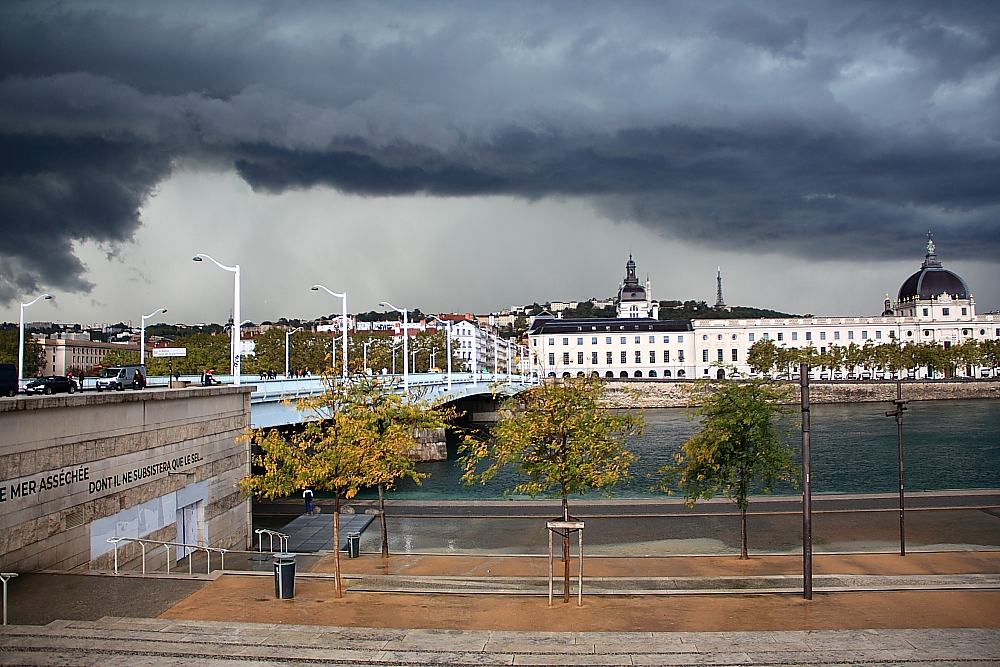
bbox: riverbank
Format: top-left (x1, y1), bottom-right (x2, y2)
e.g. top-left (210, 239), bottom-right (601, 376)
top-left (602, 378), bottom-right (1000, 408)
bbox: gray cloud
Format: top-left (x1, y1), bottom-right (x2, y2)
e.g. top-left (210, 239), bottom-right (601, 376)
top-left (1, 0), bottom-right (998, 304)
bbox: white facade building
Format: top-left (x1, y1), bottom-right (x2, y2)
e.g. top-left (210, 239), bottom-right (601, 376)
top-left (529, 244), bottom-right (999, 380)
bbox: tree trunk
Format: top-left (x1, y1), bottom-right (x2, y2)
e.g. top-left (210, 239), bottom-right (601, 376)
top-left (379, 483), bottom-right (389, 558)
top-left (740, 506), bottom-right (748, 560)
top-left (562, 495), bottom-right (570, 604)
top-left (333, 494), bottom-right (343, 597)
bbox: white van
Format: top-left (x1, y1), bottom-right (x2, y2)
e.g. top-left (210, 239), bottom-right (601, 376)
top-left (94, 365), bottom-right (146, 391)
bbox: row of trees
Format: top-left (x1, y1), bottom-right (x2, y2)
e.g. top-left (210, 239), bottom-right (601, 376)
top-left (241, 375), bottom-right (799, 601)
top-left (747, 338), bottom-right (1000, 378)
top-left (0, 330), bottom-right (44, 377)
top-left (97, 329), bottom-right (467, 377)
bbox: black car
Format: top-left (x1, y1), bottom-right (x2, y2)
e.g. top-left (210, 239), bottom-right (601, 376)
top-left (24, 376), bottom-right (78, 395)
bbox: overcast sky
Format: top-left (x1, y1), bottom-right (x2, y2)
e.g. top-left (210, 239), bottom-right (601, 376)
top-left (2, 0), bottom-right (998, 326)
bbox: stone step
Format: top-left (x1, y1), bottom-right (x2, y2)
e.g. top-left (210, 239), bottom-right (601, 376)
top-left (0, 618), bottom-right (996, 666)
top-left (344, 572), bottom-right (1000, 595)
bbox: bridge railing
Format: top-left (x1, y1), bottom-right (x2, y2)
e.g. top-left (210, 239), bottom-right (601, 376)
top-left (106, 537), bottom-right (227, 576)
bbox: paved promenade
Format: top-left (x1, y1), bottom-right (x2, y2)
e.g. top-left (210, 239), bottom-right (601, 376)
top-left (2, 493), bottom-right (998, 664)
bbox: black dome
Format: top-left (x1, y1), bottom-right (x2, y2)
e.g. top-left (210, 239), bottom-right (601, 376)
top-left (898, 267), bottom-right (969, 301)
top-left (897, 234), bottom-right (970, 302)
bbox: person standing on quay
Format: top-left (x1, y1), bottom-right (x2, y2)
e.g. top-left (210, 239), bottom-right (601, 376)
top-left (303, 488), bottom-right (315, 515)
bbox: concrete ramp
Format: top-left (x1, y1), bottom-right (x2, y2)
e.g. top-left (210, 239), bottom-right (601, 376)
top-left (280, 512), bottom-right (375, 552)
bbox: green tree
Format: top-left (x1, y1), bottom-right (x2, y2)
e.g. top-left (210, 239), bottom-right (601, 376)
top-left (100, 348), bottom-right (140, 368)
top-left (747, 339), bottom-right (779, 376)
top-left (0, 329), bottom-right (45, 378)
top-left (241, 376), bottom-right (455, 596)
top-left (660, 378), bottom-right (798, 559)
top-left (461, 376), bottom-right (643, 601)
top-left (243, 328), bottom-right (289, 375)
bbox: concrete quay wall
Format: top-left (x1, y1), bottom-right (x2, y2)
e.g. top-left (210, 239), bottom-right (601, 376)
top-left (601, 378), bottom-right (1000, 408)
top-left (0, 386), bottom-right (253, 573)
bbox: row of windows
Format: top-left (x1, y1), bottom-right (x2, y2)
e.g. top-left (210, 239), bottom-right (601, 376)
top-left (548, 350), bottom-right (689, 366)
top-left (546, 335), bottom-right (687, 346)
top-left (541, 326), bottom-right (1000, 352)
top-left (550, 370), bottom-right (690, 379)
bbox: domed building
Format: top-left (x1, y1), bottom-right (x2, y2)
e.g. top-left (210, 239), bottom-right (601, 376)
top-left (893, 233), bottom-right (975, 320)
top-left (528, 239), bottom-right (998, 380)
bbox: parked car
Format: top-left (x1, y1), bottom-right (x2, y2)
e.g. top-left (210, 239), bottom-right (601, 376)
top-left (95, 365), bottom-right (146, 391)
top-left (0, 363), bottom-right (18, 397)
top-left (24, 375), bottom-right (77, 395)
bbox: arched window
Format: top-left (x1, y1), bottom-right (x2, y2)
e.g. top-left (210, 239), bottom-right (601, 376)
top-left (562, 372), bottom-right (571, 378)
top-left (663, 370), bottom-right (671, 377)
top-left (547, 372), bottom-right (555, 377)
top-left (648, 370), bottom-right (657, 377)
top-left (619, 371), bottom-right (628, 378)
top-left (591, 371), bottom-right (599, 377)
top-left (634, 370), bottom-right (643, 377)
top-left (677, 370), bottom-right (686, 377)
top-left (605, 371), bottom-right (614, 378)
top-left (717, 369), bottom-right (726, 379)
top-left (577, 371), bottom-right (584, 377)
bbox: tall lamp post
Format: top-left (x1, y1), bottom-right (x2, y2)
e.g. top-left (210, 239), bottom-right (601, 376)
top-left (285, 327), bottom-right (303, 377)
top-left (380, 301), bottom-right (408, 394)
top-left (193, 254), bottom-right (241, 385)
top-left (19, 293), bottom-right (53, 388)
top-left (311, 286), bottom-right (348, 379)
top-left (140, 308), bottom-right (168, 367)
top-left (428, 316), bottom-right (453, 391)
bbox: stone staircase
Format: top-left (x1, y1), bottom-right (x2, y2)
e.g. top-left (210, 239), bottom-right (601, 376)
top-left (1, 617), bottom-right (997, 666)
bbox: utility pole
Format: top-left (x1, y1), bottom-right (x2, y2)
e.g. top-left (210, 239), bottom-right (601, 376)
top-left (800, 363), bottom-right (812, 600)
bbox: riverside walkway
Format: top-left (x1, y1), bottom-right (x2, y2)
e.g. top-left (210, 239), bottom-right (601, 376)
top-left (2, 493), bottom-right (998, 665)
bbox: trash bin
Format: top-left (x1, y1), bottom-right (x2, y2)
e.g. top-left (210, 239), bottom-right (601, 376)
top-left (346, 533), bottom-right (360, 558)
top-left (273, 553), bottom-right (296, 599)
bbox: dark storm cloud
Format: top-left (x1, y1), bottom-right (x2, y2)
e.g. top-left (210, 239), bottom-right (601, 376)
top-left (1, 0), bottom-right (998, 303)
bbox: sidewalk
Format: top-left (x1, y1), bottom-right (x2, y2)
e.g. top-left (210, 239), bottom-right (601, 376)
top-left (158, 551), bottom-right (1000, 633)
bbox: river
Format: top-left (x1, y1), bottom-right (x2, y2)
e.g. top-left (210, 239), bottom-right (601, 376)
top-left (351, 398), bottom-right (999, 500)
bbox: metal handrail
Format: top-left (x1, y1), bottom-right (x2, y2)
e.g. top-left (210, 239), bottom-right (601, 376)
top-left (106, 537), bottom-right (227, 575)
top-left (1, 572), bottom-right (17, 625)
top-left (254, 528), bottom-right (289, 553)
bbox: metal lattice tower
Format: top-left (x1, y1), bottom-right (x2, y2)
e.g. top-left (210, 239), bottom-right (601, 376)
top-left (714, 267), bottom-right (726, 309)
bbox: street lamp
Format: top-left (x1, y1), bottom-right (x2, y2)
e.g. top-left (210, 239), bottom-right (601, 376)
top-left (362, 339), bottom-right (373, 376)
top-left (193, 254), bottom-right (241, 385)
top-left (311, 286), bottom-right (348, 379)
top-left (379, 301), bottom-right (408, 394)
top-left (427, 315), bottom-right (453, 390)
top-left (285, 327), bottom-right (303, 377)
top-left (19, 293), bottom-right (52, 388)
top-left (140, 308), bottom-right (168, 367)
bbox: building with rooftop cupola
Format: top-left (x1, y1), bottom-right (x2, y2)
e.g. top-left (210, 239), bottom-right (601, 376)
top-left (893, 233), bottom-right (975, 321)
top-left (617, 255), bottom-right (658, 319)
top-left (528, 241), bottom-right (999, 381)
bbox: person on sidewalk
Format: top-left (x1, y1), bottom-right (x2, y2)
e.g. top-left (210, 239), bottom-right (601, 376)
top-left (303, 488), bottom-right (315, 515)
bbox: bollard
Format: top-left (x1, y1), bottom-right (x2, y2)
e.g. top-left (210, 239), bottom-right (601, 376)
top-left (273, 553), bottom-right (296, 599)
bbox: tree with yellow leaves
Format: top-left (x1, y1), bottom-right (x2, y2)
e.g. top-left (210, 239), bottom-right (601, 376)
top-left (241, 375), bottom-right (455, 597)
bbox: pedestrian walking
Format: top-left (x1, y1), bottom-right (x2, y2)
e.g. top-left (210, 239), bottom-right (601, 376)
top-left (303, 488), bottom-right (315, 515)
